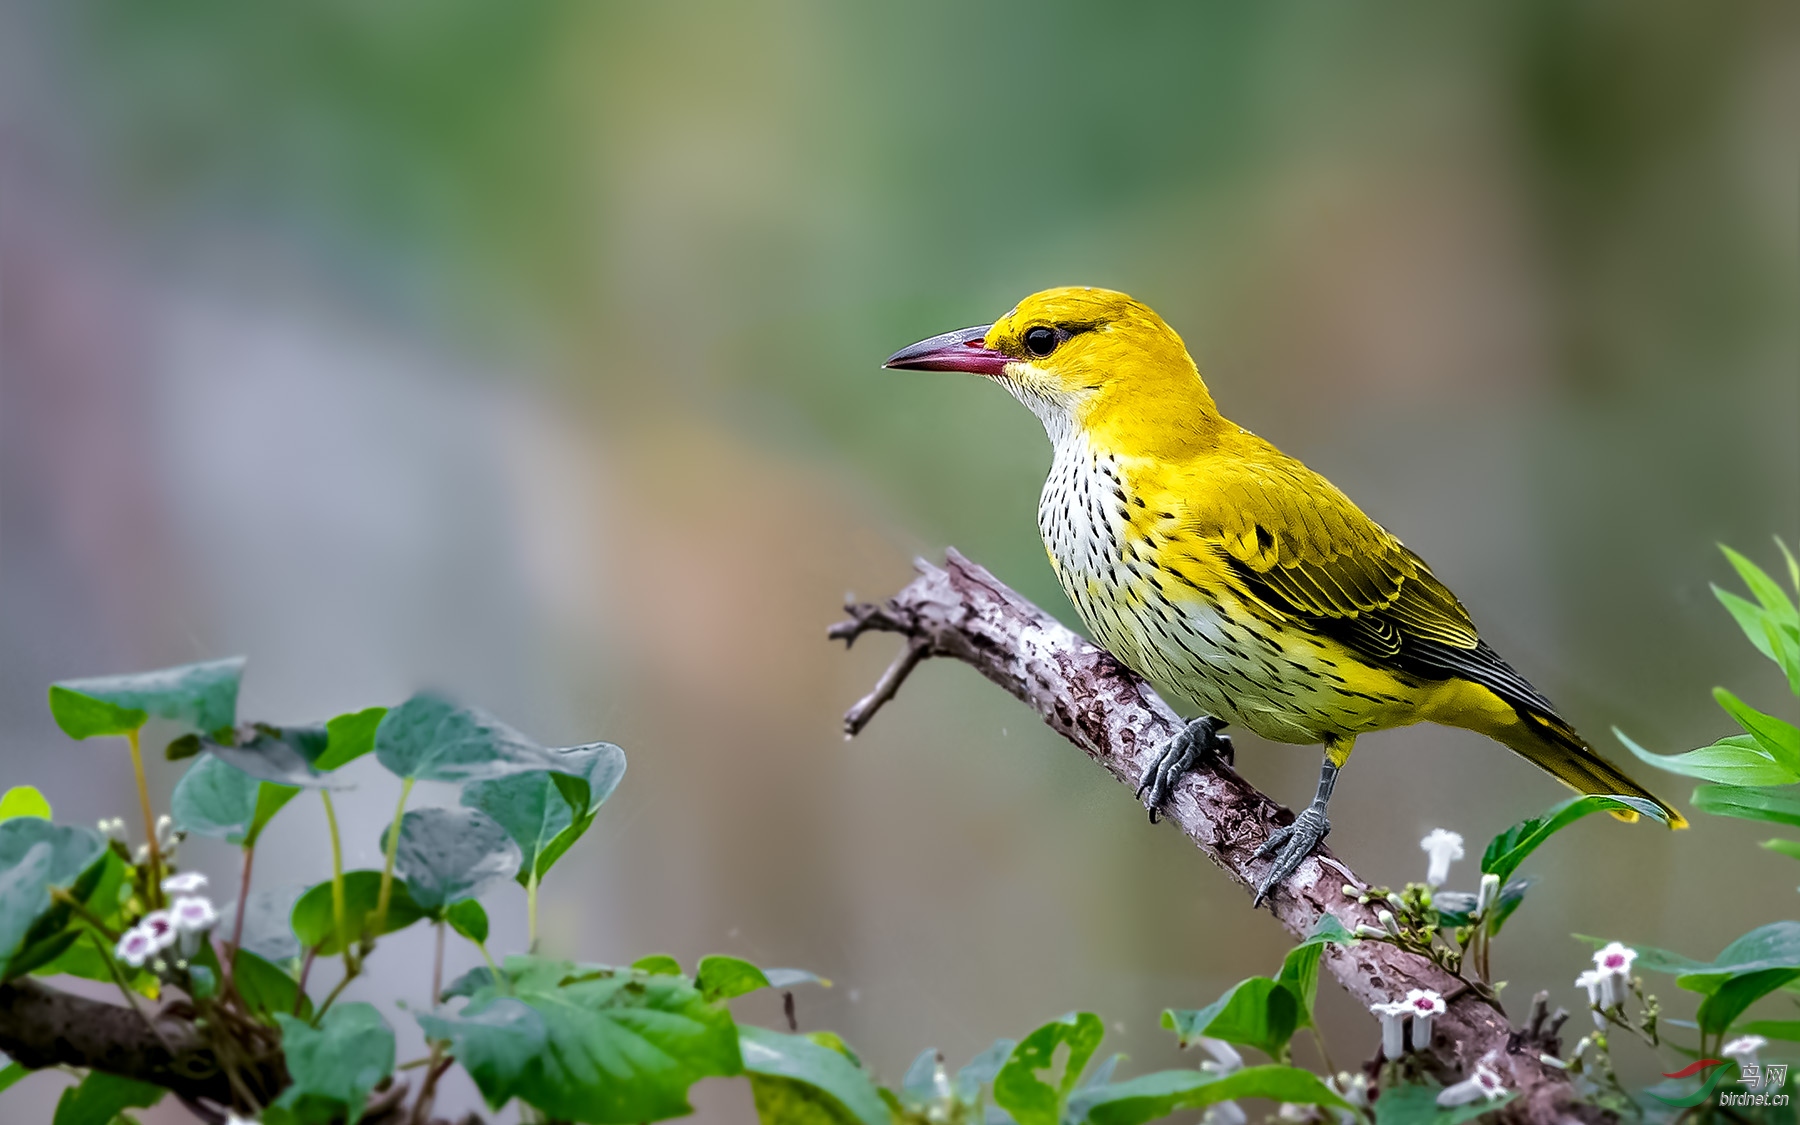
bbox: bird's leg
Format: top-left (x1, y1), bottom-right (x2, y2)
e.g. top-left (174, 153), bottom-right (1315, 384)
top-left (1252, 755), bottom-right (1341, 908)
top-left (1135, 715), bottom-right (1233, 823)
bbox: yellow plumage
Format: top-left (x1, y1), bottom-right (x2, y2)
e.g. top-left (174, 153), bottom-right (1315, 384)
top-left (886, 286), bottom-right (1683, 900)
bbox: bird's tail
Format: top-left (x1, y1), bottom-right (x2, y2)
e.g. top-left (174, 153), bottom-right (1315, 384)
top-left (1495, 708), bottom-right (1688, 828)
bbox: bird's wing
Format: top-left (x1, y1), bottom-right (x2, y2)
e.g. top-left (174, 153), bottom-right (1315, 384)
top-left (1181, 452), bottom-right (1559, 717)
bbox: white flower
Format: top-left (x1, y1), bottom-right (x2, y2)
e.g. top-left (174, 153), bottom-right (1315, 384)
top-left (1373, 1001), bottom-right (1409, 1058)
top-left (1436, 1064), bottom-right (1506, 1107)
top-left (1593, 942), bottom-right (1636, 984)
top-left (161, 871), bottom-right (208, 895)
top-left (138, 910), bottom-right (176, 951)
top-left (1723, 1035), bottom-right (1768, 1069)
top-left (169, 896), bottom-right (217, 957)
top-left (1475, 872), bottom-right (1500, 915)
top-left (1404, 989), bottom-right (1447, 1047)
top-left (1419, 829), bottom-right (1464, 887)
top-left (115, 927), bottom-right (158, 968)
top-left (97, 817), bottom-right (129, 845)
top-left (1575, 968), bottom-right (1616, 1026)
top-left (1202, 1102), bottom-right (1247, 1125)
top-left (1195, 1036), bottom-right (1243, 1075)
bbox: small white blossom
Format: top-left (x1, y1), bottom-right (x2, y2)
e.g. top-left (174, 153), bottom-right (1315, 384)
top-left (1373, 1001), bottom-right (1409, 1058)
top-left (1436, 1064), bottom-right (1506, 1107)
top-left (1202, 1102), bottom-right (1247, 1125)
top-left (1419, 829), bottom-right (1464, 888)
top-left (115, 927), bottom-right (158, 968)
top-left (161, 871), bottom-right (208, 895)
top-left (1405, 989), bottom-right (1447, 1047)
top-left (138, 910), bottom-right (176, 950)
top-left (169, 896), bottom-right (217, 957)
top-left (1723, 1035), bottom-right (1768, 1070)
top-left (1475, 872), bottom-right (1500, 915)
top-left (1277, 1103), bottom-right (1315, 1122)
top-left (97, 817), bottom-right (129, 845)
top-left (1331, 1072), bottom-right (1371, 1109)
top-left (1575, 968), bottom-right (1615, 1026)
top-left (1195, 1036), bottom-right (1243, 1075)
top-left (1593, 942), bottom-right (1636, 985)
top-left (1377, 910), bottom-right (1401, 937)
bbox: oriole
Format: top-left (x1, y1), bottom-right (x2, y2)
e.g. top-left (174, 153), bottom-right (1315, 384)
top-left (886, 286), bottom-right (1683, 905)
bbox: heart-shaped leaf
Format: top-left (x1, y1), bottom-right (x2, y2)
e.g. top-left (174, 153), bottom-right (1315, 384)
top-left (0, 787), bottom-right (51, 822)
top-left (739, 1025), bottom-right (891, 1125)
top-left (1163, 978), bottom-right (1298, 1060)
top-left (379, 807), bottom-right (521, 912)
top-left (375, 692), bottom-right (570, 783)
top-left (461, 742), bottom-right (626, 886)
top-left (206, 724), bottom-right (342, 789)
top-left (0, 819), bottom-right (106, 978)
top-left (272, 1003), bottom-right (394, 1125)
top-left (290, 870), bottom-right (426, 955)
top-left (170, 752), bottom-right (298, 847)
top-left (49, 657), bottom-right (245, 739)
top-left (313, 707), bottom-right (387, 772)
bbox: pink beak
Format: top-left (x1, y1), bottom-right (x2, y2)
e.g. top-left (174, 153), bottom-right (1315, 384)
top-left (883, 324), bottom-right (1010, 376)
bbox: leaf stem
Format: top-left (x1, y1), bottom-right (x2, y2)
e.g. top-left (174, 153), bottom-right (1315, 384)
top-left (372, 777), bottom-right (415, 944)
top-left (125, 729), bottom-right (163, 907)
top-left (527, 867), bottom-right (540, 953)
top-left (313, 959), bottom-right (360, 1023)
top-left (49, 887), bottom-right (121, 943)
top-left (319, 791), bottom-right (352, 969)
top-left (431, 921), bottom-right (445, 1009)
top-left (229, 842), bottom-right (255, 957)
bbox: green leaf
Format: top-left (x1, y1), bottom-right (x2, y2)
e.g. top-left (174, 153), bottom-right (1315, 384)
top-left (1762, 839), bottom-right (1800, 861)
top-left (1713, 582), bottom-right (1800, 691)
top-left (49, 657), bottom-right (245, 739)
top-left (739, 1026), bottom-right (892, 1125)
top-left (1070, 1065), bottom-right (1352, 1125)
top-left (421, 955), bottom-right (742, 1122)
top-left (1696, 968), bottom-right (1800, 1034)
top-left (235, 947), bottom-right (312, 1021)
top-left (993, 1012), bottom-right (1105, 1125)
top-left (1723, 545), bottom-right (1800, 621)
top-left (0, 819), bottom-right (106, 979)
top-left (0, 787), bottom-right (51, 822)
top-left (206, 724), bottom-right (339, 789)
top-left (696, 955), bottom-right (824, 1002)
top-left (313, 707), bottom-right (388, 772)
top-left (445, 899), bottom-right (489, 944)
top-left (631, 954), bottom-right (683, 975)
top-left (1486, 879), bottom-right (1531, 935)
top-left (221, 885), bottom-right (305, 963)
top-left (379, 807), bottom-right (520, 911)
top-left (290, 870), bottom-right (426, 954)
top-left (460, 742), bottom-right (626, 885)
top-left (1692, 784), bottom-right (1800, 827)
top-left (1619, 728), bottom-right (1798, 786)
top-left (416, 996), bottom-right (546, 1106)
top-left (170, 752), bottom-right (298, 847)
top-left (1714, 688), bottom-right (1800, 771)
top-left (0, 1060), bottom-right (26, 1095)
top-left (1163, 979), bottom-right (1298, 1059)
top-left (374, 692), bottom-right (570, 783)
top-left (51, 1070), bottom-right (164, 1125)
top-left (1619, 922), bottom-right (1800, 993)
top-left (1739, 1019), bottom-right (1800, 1041)
top-left (1275, 912), bottom-right (1355, 1029)
top-left (1372, 1081), bottom-right (1515, 1125)
top-left (1482, 792), bottom-right (1668, 884)
top-left (273, 1003), bottom-right (395, 1125)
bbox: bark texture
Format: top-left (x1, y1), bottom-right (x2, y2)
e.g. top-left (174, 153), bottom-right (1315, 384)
top-left (831, 549), bottom-right (1597, 1125)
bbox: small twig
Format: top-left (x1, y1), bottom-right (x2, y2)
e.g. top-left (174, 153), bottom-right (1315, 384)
top-left (230, 843), bottom-right (255, 956)
top-left (841, 636), bottom-right (930, 736)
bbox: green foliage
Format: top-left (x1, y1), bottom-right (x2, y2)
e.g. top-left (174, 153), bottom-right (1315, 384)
top-left (1371, 1082), bottom-right (1513, 1125)
top-left (0, 787), bottom-right (51, 822)
top-left (313, 707), bottom-right (387, 771)
top-left (445, 898), bottom-right (489, 944)
top-left (49, 657), bottom-right (245, 739)
top-left (697, 954), bottom-right (826, 1002)
top-left (51, 1070), bottom-right (164, 1125)
top-left (1161, 912), bottom-right (1351, 1060)
top-left (379, 807), bottom-right (520, 911)
top-left (740, 1026), bottom-right (891, 1125)
top-left (992, 1011), bottom-right (1104, 1125)
top-left (271, 1004), bottom-right (395, 1125)
top-left (461, 740), bottom-right (625, 885)
top-left (1481, 794), bottom-right (1667, 885)
top-left (170, 752), bottom-right (299, 847)
top-left (234, 947), bottom-right (313, 1021)
top-left (290, 870), bottom-right (426, 954)
top-left (374, 691), bottom-right (572, 782)
top-left (416, 955), bottom-right (741, 1123)
top-left (1070, 1065), bottom-right (1353, 1125)
top-left (0, 819), bottom-right (106, 979)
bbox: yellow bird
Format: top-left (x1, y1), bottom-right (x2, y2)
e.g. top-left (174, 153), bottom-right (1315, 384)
top-left (886, 286), bottom-right (1684, 905)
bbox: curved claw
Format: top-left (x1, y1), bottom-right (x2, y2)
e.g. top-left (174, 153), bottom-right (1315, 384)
top-left (1137, 717), bottom-right (1231, 823)
top-left (1252, 806), bottom-right (1330, 908)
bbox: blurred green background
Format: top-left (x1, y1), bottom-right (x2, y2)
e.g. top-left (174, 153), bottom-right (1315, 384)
top-left (2, 2), bottom-right (1795, 1120)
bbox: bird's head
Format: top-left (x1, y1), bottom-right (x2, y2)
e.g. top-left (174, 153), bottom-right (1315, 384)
top-left (884, 286), bottom-right (1222, 449)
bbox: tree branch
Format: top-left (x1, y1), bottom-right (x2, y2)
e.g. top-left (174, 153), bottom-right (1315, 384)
top-left (831, 549), bottom-right (1600, 1125)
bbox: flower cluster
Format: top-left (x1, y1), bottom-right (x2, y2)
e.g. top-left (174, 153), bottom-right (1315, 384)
top-left (114, 872), bottom-right (216, 970)
top-left (1371, 988), bottom-right (1446, 1057)
top-left (1574, 942), bottom-right (1638, 1029)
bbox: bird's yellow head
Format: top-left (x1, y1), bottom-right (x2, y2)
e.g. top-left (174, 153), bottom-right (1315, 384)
top-left (884, 287), bottom-right (1222, 450)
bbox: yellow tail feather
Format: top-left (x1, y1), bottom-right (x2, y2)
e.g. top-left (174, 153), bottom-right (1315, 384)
top-left (1500, 710), bottom-right (1688, 828)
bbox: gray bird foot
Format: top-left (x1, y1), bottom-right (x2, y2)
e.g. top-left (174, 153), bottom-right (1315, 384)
top-left (1135, 716), bottom-right (1232, 824)
top-left (1253, 805), bottom-right (1330, 908)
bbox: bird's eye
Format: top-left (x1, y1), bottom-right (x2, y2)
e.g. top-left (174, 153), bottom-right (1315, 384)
top-left (1023, 326), bottom-right (1058, 358)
